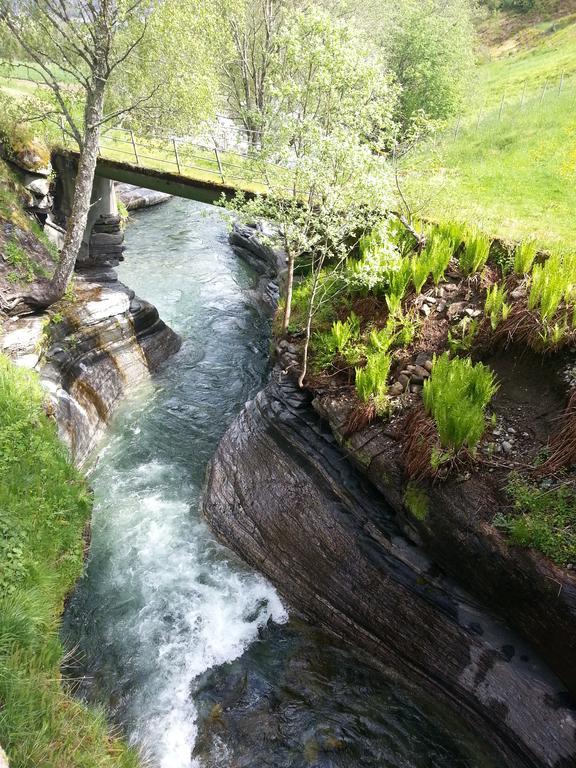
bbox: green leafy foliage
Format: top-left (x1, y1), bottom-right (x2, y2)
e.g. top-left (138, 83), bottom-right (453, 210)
top-left (514, 239), bottom-right (538, 275)
top-left (496, 476), bottom-right (576, 566)
top-left (427, 232), bottom-right (455, 284)
top-left (0, 354), bottom-right (138, 768)
top-left (423, 352), bottom-right (498, 451)
top-left (484, 282), bottom-right (510, 329)
top-left (447, 317), bottom-right (478, 354)
top-left (528, 251), bottom-right (576, 321)
top-left (458, 230), bottom-right (492, 276)
top-left (355, 351), bottom-right (392, 403)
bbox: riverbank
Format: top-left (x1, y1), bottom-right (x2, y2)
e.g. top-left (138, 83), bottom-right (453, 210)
top-left (0, 354), bottom-right (139, 768)
top-left (202, 221), bottom-right (576, 768)
top-left (0, 157), bottom-right (180, 766)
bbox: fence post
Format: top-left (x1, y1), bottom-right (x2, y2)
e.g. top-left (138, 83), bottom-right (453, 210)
top-left (559, 71), bottom-right (565, 94)
top-left (130, 130), bottom-right (140, 165)
top-left (172, 138), bottom-right (182, 174)
top-left (539, 79), bottom-right (548, 106)
top-left (214, 146), bottom-right (225, 183)
top-left (475, 107), bottom-right (483, 131)
top-left (498, 93), bottom-right (505, 121)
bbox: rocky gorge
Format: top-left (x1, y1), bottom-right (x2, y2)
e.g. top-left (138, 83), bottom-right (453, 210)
top-left (202, 225), bottom-right (576, 768)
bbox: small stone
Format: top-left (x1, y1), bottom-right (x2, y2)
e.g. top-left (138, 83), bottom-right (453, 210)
top-left (406, 364), bottom-right (416, 373)
top-left (492, 429), bottom-right (502, 437)
top-left (447, 301), bottom-right (467, 319)
top-left (287, 343), bottom-right (298, 354)
top-left (444, 283), bottom-right (459, 293)
top-left (410, 384), bottom-right (423, 394)
top-left (435, 287), bottom-right (446, 299)
top-left (413, 364), bottom-right (430, 378)
top-left (389, 382), bottom-right (404, 396)
top-left (420, 303), bottom-right (431, 317)
top-left (437, 301), bottom-right (446, 313)
top-left (502, 441), bottom-right (513, 454)
top-left (507, 427), bottom-right (516, 435)
top-left (410, 374), bottom-right (424, 385)
top-left (279, 340), bottom-right (289, 350)
top-left (522, 432), bottom-right (530, 438)
top-left (423, 360), bottom-right (433, 372)
top-left (401, 370), bottom-right (411, 377)
top-left (398, 373), bottom-right (410, 388)
top-left (511, 288), bottom-right (526, 300)
top-left (424, 295), bottom-right (437, 305)
top-left (465, 308), bottom-right (482, 318)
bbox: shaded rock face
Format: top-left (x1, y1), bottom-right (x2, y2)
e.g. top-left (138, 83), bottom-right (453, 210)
top-left (229, 222), bottom-right (286, 314)
top-left (312, 387), bottom-right (576, 697)
top-left (203, 370), bottom-right (576, 768)
top-left (1, 214), bottom-right (180, 464)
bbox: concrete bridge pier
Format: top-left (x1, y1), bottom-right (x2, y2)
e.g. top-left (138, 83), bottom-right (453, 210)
top-left (51, 152), bottom-right (121, 268)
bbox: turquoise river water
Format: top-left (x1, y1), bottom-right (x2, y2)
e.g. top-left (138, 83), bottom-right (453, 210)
top-left (64, 198), bottom-right (503, 768)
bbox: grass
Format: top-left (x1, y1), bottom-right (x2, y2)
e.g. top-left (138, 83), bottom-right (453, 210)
top-left (496, 474), bottom-right (576, 565)
top-left (0, 355), bottom-right (139, 768)
top-left (423, 353), bottom-right (499, 452)
top-left (403, 15), bottom-right (576, 249)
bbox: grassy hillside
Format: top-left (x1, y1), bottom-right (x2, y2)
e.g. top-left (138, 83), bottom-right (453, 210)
top-left (403, 8), bottom-right (576, 248)
top-left (0, 354), bottom-right (140, 768)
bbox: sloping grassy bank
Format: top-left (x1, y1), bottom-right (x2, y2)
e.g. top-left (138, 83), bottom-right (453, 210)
top-left (0, 354), bottom-right (138, 768)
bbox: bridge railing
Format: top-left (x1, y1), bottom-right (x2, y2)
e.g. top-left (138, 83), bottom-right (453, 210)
top-left (95, 126), bottom-right (292, 194)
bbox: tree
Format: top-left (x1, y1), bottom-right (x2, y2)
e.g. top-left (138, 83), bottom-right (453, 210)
top-left (214, 0), bottom-right (286, 147)
top-left (0, 0), bottom-right (218, 313)
top-left (224, 8), bottom-right (397, 383)
top-left (360, 0), bottom-right (475, 125)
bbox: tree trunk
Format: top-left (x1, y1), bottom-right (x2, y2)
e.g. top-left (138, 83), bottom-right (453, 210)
top-left (2, 87), bottom-right (105, 314)
top-left (281, 247), bottom-right (295, 334)
top-left (297, 255), bottom-right (324, 388)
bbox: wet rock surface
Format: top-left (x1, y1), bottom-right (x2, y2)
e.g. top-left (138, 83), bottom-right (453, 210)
top-left (115, 182), bottom-right (172, 211)
top-left (204, 370), bottom-right (576, 768)
top-left (192, 618), bottom-right (504, 768)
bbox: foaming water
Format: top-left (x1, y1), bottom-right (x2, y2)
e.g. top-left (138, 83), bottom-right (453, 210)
top-left (64, 199), bottom-right (287, 767)
top-left (64, 198), bottom-right (502, 768)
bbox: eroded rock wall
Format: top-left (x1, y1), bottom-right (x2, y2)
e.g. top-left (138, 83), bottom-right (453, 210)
top-left (203, 370), bottom-right (576, 768)
top-left (1, 214), bottom-right (180, 464)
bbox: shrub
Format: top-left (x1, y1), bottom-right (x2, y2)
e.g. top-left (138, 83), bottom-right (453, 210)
top-left (349, 220), bottom-right (403, 295)
top-left (355, 351), bottom-right (392, 403)
top-left (459, 230), bottom-right (491, 276)
top-left (423, 352), bottom-right (498, 451)
top-left (484, 282), bottom-right (510, 330)
top-left (514, 239), bottom-right (537, 275)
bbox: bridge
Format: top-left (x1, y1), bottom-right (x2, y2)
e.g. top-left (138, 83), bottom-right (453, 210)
top-left (53, 125), bottom-right (291, 256)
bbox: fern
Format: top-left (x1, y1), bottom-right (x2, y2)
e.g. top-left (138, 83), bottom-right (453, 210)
top-left (514, 240), bottom-right (537, 275)
top-left (484, 283), bottom-right (510, 330)
top-left (459, 230), bottom-right (491, 276)
top-left (423, 353), bottom-right (498, 452)
top-left (355, 351), bottom-right (392, 402)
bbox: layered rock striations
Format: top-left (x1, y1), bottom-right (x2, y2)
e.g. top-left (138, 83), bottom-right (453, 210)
top-left (1, 213), bottom-right (180, 464)
top-left (203, 370), bottom-right (576, 768)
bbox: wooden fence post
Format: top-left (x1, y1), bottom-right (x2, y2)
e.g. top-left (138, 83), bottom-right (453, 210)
top-left (130, 130), bottom-right (140, 165)
top-left (172, 138), bottom-right (182, 174)
top-left (539, 79), bottom-right (548, 106)
top-left (498, 93), bottom-right (505, 121)
top-left (214, 147), bottom-right (225, 183)
top-left (559, 71), bottom-right (565, 94)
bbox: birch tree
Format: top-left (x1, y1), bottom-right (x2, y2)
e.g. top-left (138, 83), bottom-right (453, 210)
top-left (0, 0), bottom-right (217, 313)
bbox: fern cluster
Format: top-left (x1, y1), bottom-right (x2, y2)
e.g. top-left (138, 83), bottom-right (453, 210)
top-left (484, 283), bottom-right (510, 330)
top-left (458, 230), bottom-right (492, 276)
top-left (423, 353), bottom-right (498, 452)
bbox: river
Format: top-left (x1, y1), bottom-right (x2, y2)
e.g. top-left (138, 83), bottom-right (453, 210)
top-left (63, 198), bottom-right (502, 768)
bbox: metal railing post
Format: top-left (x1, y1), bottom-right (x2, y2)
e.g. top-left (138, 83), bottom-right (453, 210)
top-left (173, 138), bottom-right (182, 174)
top-left (214, 146), bottom-right (225, 183)
top-left (130, 130), bottom-right (140, 165)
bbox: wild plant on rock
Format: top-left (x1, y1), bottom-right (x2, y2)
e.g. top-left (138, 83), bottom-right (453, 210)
top-left (423, 352), bottom-right (498, 452)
